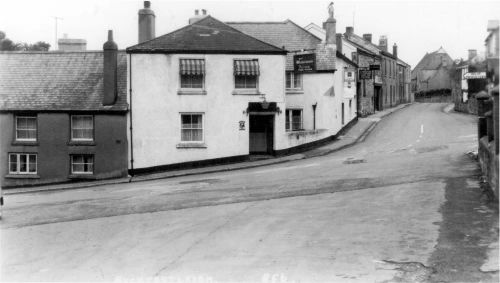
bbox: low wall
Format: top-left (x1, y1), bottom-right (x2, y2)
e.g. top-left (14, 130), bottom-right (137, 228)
top-left (479, 137), bottom-right (499, 199)
top-left (454, 97), bottom-right (478, 115)
top-left (415, 94), bottom-right (453, 103)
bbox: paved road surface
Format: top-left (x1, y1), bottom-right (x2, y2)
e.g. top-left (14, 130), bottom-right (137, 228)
top-left (1, 103), bottom-right (498, 282)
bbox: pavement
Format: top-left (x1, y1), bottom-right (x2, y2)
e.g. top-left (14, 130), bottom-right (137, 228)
top-left (3, 103), bottom-right (412, 195)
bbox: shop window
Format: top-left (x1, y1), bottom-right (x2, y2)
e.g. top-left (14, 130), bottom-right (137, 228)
top-left (181, 113), bottom-right (203, 142)
top-left (15, 116), bottom-right (37, 141)
top-left (286, 72), bottom-right (302, 90)
top-left (234, 59), bottom-right (259, 89)
top-left (71, 154), bottom-right (94, 174)
top-left (286, 109), bottom-right (303, 131)
top-left (9, 153), bottom-right (37, 174)
top-left (71, 115), bottom-right (94, 141)
top-left (180, 59), bottom-right (205, 89)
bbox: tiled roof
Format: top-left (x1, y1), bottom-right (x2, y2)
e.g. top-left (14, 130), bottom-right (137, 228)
top-left (412, 48), bottom-right (454, 78)
top-left (127, 16), bottom-right (286, 55)
top-left (0, 51), bottom-right (128, 112)
top-left (227, 20), bottom-right (335, 71)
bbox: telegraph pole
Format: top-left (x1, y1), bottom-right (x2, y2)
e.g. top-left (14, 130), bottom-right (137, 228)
top-left (52, 16), bottom-right (63, 50)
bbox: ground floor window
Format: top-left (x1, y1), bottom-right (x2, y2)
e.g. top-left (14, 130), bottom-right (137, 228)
top-left (9, 153), bottom-right (37, 174)
top-left (71, 154), bottom-right (94, 174)
top-left (181, 113), bottom-right (203, 142)
top-left (286, 109), bottom-right (303, 131)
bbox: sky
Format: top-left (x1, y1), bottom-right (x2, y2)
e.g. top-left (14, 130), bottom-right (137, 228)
top-left (0, 0), bottom-right (499, 67)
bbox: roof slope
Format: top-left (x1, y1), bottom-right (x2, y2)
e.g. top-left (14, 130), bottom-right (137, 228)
top-left (127, 16), bottom-right (286, 54)
top-left (0, 51), bottom-right (128, 112)
top-left (412, 47), bottom-right (454, 78)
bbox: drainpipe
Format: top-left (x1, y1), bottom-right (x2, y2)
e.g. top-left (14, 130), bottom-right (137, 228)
top-left (312, 103), bottom-right (318, 130)
top-left (128, 53), bottom-right (134, 177)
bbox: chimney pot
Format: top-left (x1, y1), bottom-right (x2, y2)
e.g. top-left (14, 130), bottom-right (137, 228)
top-left (144, 1), bottom-right (150, 8)
top-left (323, 4), bottom-right (336, 45)
top-left (195, 9), bottom-right (199, 15)
top-left (103, 30), bottom-right (118, 106)
top-left (379, 35), bottom-right (388, 52)
top-left (336, 33), bottom-right (343, 54)
top-left (393, 43), bottom-right (398, 58)
top-left (362, 33), bottom-right (372, 43)
top-left (345, 27), bottom-right (354, 37)
top-left (202, 9), bottom-right (206, 15)
top-left (138, 1), bottom-right (156, 43)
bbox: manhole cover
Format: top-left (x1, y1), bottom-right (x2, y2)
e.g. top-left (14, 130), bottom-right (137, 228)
top-left (343, 157), bottom-right (366, 164)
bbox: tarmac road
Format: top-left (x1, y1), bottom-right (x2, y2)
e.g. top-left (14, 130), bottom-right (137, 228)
top-left (1, 103), bottom-right (498, 282)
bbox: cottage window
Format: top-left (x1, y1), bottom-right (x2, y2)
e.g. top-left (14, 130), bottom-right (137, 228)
top-left (71, 154), bottom-right (94, 174)
top-left (234, 59), bottom-right (259, 89)
top-left (180, 59), bottom-right (205, 89)
top-left (71, 115), bottom-right (94, 141)
top-left (286, 109), bottom-right (303, 131)
top-left (286, 72), bottom-right (302, 90)
top-left (15, 116), bottom-right (37, 141)
top-left (181, 114), bottom-right (203, 142)
top-left (9, 153), bottom-right (37, 174)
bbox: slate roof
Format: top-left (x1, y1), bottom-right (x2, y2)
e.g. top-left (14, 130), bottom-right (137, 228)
top-left (0, 51), bottom-right (128, 112)
top-left (126, 16), bottom-right (286, 55)
top-left (227, 20), bottom-right (335, 71)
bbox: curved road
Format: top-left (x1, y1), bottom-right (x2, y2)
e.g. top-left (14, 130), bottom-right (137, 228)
top-left (1, 103), bottom-right (498, 282)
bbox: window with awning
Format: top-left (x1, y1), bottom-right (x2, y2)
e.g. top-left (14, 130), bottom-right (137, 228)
top-left (180, 59), bottom-right (205, 89)
top-left (234, 59), bottom-right (259, 89)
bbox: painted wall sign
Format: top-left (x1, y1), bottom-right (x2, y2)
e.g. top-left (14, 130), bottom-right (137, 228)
top-left (369, 64), bottom-right (380, 70)
top-left (464, 72), bottom-right (486, 79)
top-left (359, 70), bottom-right (372, 80)
top-left (344, 69), bottom-right (356, 82)
top-left (239, 121), bottom-right (245, 131)
top-left (294, 53), bottom-right (316, 73)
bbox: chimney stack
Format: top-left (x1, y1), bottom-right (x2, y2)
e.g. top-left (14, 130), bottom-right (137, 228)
top-left (138, 1), bottom-right (155, 44)
top-left (393, 43), bottom-right (398, 58)
top-left (336, 33), bottom-right (343, 54)
top-left (189, 9), bottom-right (208, 24)
top-left (362, 33), bottom-right (372, 43)
top-left (103, 30), bottom-right (118, 106)
top-left (345, 27), bottom-right (354, 38)
top-left (468, 49), bottom-right (477, 60)
top-left (323, 2), bottom-right (336, 45)
top-left (379, 35), bottom-right (388, 52)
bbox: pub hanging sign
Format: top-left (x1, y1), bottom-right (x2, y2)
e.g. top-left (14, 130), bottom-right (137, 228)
top-left (359, 69), bottom-right (372, 80)
top-left (294, 53), bottom-right (316, 73)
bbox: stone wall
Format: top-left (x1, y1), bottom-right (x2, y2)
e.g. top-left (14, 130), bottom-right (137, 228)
top-left (479, 137), bottom-right (499, 199)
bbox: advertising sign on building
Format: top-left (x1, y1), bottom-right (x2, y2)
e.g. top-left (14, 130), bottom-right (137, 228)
top-left (359, 70), bottom-right (372, 80)
top-left (369, 64), bottom-right (380, 70)
top-left (294, 53), bottom-right (316, 73)
top-left (463, 72), bottom-right (486, 79)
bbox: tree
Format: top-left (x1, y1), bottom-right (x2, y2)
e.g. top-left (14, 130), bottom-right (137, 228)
top-left (0, 31), bottom-right (50, 51)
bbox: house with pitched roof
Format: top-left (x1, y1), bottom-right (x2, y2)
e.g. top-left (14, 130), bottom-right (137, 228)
top-left (126, 3), bottom-right (289, 173)
top-left (411, 47), bottom-right (454, 93)
top-left (0, 31), bottom-right (129, 188)
top-left (227, 4), bottom-right (358, 153)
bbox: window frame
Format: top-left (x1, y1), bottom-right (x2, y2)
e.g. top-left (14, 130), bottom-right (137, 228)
top-left (71, 115), bottom-right (94, 141)
top-left (8, 153), bottom-right (37, 175)
top-left (15, 115), bottom-right (37, 142)
top-left (179, 58), bottom-right (205, 90)
top-left (70, 154), bottom-right (94, 175)
top-left (285, 71), bottom-right (303, 90)
top-left (285, 108), bottom-right (303, 132)
top-left (180, 113), bottom-right (204, 143)
top-left (233, 59), bottom-right (259, 90)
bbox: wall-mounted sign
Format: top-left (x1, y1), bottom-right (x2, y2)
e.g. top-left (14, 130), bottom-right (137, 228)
top-left (239, 121), bottom-right (245, 130)
top-left (294, 53), bottom-right (316, 73)
top-left (369, 64), bottom-right (380, 70)
top-left (359, 70), bottom-right (372, 80)
top-left (344, 69), bottom-right (356, 82)
top-left (464, 72), bottom-right (486, 79)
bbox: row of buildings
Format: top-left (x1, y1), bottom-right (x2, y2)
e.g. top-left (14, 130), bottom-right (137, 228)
top-left (0, 2), bottom-right (412, 188)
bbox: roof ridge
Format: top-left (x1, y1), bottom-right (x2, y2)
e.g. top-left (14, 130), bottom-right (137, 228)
top-left (225, 21), bottom-right (288, 24)
top-left (284, 18), bottom-right (322, 42)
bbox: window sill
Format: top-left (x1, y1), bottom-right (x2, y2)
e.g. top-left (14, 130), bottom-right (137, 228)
top-left (67, 141), bottom-right (96, 146)
top-left (177, 89), bottom-right (207, 95)
top-left (6, 174), bottom-right (40, 179)
top-left (176, 143), bottom-right (207, 149)
top-left (11, 141), bottom-right (38, 146)
top-left (232, 89), bottom-right (260, 95)
top-left (286, 89), bottom-right (304, 95)
top-left (68, 174), bottom-right (96, 179)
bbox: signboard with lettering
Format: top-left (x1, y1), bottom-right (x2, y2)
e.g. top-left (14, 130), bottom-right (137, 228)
top-left (359, 70), bottom-right (372, 80)
top-left (463, 72), bottom-right (486, 79)
top-left (294, 53), bottom-right (316, 73)
top-left (369, 64), bottom-right (380, 70)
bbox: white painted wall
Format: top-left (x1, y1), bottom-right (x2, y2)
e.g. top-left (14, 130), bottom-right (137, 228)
top-left (129, 53), bottom-right (286, 169)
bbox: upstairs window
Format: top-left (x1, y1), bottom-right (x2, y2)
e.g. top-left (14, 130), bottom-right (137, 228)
top-left (16, 116), bottom-right (37, 141)
top-left (71, 115), bottom-right (94, 141)
top-left (285, 109), bottom-right (303, 131)
top-left (286, 72), bottom-right (302, 90)
top-left (9, 153), bottom-right (37, 174)
top-left (181, 113), bottom-right (203, 142)
top-left (234, 59), bottom-right (259, 89)
top-left (180, 59), bottom-right (205, 89)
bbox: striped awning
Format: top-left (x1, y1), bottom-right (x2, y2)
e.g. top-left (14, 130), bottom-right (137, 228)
top-left (180, 59), bottom-right (205, 75)
top-left (234, 60), bottom-right (260, 76)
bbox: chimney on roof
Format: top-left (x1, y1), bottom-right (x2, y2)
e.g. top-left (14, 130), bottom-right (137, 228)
top-left (345, 27), bottom-right (354, 38)
top-left (336, 33), bottom-right (342, 54)
top-left (468, 49), bottom-right (477, 60)
top-left (379, 35), bottom-right (388, 52)
top-left (103, 30), bottom-right (118, 106)
top-left (393, 43), bottom-right (398, 58)
top-left (323, 2), bottom-right (336, 46)
top-left (362, 33), bottom-right (372, 43)
top-left (189, 9), bottom-right (208, 24)
top-left (138, 1), bottom-right (155, 44)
